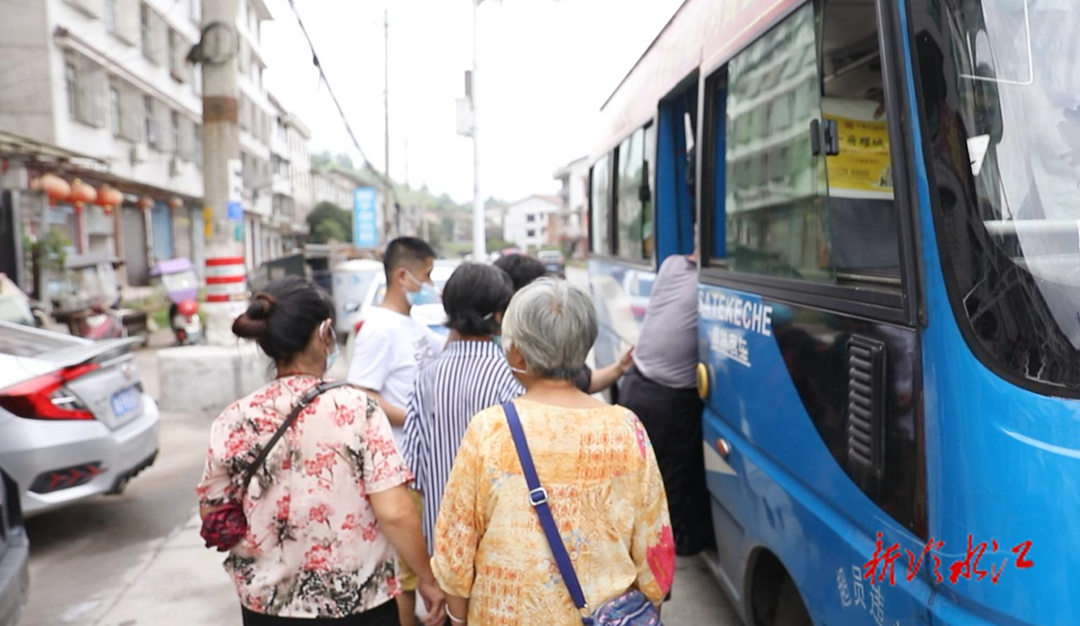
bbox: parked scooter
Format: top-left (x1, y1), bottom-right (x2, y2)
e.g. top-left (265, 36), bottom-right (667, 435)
top-left (50, 255), bottom-right (138, 341)
top-left (150, 258), bottom-right (203, 345)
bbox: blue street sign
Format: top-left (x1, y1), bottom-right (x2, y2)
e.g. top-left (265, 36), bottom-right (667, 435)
top-left (353, 187), bottom-right (379, 249)
top-left (227, 201), bottom-right (243, 221)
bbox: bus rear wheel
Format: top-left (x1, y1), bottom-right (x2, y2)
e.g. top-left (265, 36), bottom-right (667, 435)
top-left (774, 579), bottom-right (812, 626)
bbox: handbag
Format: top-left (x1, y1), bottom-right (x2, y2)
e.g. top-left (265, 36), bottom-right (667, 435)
top-left (201, 380), bottom-right (348, 552)
top-left (502, 402), bottom-right (661, 626)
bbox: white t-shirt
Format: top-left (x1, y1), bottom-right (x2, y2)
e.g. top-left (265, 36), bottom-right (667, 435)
top-left (347, 306), bottom-right (444, 446)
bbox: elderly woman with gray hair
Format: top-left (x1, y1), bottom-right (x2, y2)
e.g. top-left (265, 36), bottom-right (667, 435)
top-left (430, 279), bottom-right (675, 625)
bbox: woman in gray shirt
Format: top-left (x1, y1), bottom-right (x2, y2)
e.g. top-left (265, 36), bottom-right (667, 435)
top-left (619, 253), bottom-right (715, 556)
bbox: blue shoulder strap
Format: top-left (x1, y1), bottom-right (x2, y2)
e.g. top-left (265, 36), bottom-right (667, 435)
top-left (502, 402), bottom-right (593, 624)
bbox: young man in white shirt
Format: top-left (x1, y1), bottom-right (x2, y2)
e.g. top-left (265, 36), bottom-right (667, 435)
top-left (347, 236), bottom-right (444, 626)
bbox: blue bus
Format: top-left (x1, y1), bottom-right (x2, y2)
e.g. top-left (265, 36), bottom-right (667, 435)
top-left (587, 0), bottom-right (1074, 624)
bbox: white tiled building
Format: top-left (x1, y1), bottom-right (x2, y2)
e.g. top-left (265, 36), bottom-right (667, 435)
top-left (287, 113), bottom-right (313, 239)
top-left (267, 93), bottom-right (313, 253)
top-left (0, 0), bottom-right (206, 284)
top-left (235, 0), bottom-right (278, 271)
top-left (503, 195), bottom-right (563, 253)
top-left (553, 157), bottom-right (588, 258)
top-left (0, 0), bottom-right (313, 285)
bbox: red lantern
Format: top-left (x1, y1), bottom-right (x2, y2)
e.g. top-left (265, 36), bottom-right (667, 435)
top-left (30, 173), bottom-right (71, 205)
top-left (96, 184), bottom-right (123, 214)
top-left (137, 196), bottom-right (154, 210)
top-left (68, 178), bottom-right (97, 209)
top-left (168, 196), bottom-right (184, 211)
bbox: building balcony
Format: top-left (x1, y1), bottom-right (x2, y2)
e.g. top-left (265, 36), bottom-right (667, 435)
top-left (271, 175), bottom-right (292, 196)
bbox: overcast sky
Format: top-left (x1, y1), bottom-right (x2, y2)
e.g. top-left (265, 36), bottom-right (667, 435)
top-left (261, 0), bottom-right (684, 204)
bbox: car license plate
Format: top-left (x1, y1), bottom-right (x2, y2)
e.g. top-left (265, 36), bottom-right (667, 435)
top-left (111, 387), bottom-right (141, 418)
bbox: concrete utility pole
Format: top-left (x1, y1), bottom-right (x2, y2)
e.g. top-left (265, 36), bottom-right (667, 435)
top-left (199, 0), bottom-right (246, 345)
top-left (471, 0), bottom-right (485, 261)
top-left (385, 8), bottom-right (400, 239)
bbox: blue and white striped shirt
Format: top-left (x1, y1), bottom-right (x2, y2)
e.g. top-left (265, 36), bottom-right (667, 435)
top-left (401, 340), bottom-right (523, 552)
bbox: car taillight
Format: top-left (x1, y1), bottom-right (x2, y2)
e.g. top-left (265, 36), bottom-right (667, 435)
top-left (0, 363), bottom-right (99, 420)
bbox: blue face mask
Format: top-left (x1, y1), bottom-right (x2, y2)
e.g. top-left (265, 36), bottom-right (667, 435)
top-left (326, 342), bottom-right (339, 372)
top-left (405, 271), bottom-right (440, 306)
top-left (500, 336), bottom-right (527, 375)
top-left (323, 321), bottom-right (339, 373)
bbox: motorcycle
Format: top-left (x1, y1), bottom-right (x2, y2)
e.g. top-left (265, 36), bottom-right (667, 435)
top-left (150, 258), bottom-right (203, 345)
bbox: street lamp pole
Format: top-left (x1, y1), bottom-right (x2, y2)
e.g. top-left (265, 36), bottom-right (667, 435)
top-left (471, 0), bottom-right (485, 261)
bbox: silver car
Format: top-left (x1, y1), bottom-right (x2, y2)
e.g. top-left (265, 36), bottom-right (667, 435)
top-left (0, 468), bottom-right (29, 625)
top-left (0, 321), bottom-right (160, 516)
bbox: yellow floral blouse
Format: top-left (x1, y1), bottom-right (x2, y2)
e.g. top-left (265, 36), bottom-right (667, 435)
top-left (432, 400), bottom-right (675, 626)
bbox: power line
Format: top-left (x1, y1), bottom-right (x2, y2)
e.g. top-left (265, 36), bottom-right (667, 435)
top-left (284, 0), bottom-right (397, 204)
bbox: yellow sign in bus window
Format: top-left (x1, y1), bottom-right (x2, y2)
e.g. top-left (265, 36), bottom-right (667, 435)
top-left (824, 114), bottom-right (892, 196)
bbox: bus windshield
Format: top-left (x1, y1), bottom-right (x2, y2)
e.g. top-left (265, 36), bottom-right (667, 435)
top-left (912, 0), bottom-right (1080, 390)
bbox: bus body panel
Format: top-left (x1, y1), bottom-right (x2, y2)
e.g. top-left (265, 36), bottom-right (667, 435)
top-left (699, 282), bottom-right (932, 624)
top-left (705, 413), bottom-right (935, 626)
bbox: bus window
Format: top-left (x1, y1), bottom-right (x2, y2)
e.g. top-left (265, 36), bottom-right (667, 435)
top-left (717, 0), bottom-right (900, 286)
top-left (590, 154), bottom-right (612, 255)
top-left (820, 0), bottom-right (900, 282)
top-left (704, 70), bottom-right (727, 261)
top-left (615, 127), bottom-right (652, 261)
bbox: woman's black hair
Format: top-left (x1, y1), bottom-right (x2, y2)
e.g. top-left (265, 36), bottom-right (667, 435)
top-left (443, 263), bottom-right (514, 337)
top-left (492, 254), bottom-right (548, 292)
top-left (232, 276), bottom-right (335, 363)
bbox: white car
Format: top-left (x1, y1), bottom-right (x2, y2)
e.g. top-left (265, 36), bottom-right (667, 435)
top-left (0, 322), bottom-right (160, 515)
top-left (331, 259), bottom-right (385, 337)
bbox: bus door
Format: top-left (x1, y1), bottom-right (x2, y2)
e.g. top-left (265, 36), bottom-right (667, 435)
top-left (588, 79), bottom-right (698, 381)
top-left (697, 0), bottom-right (930, 623)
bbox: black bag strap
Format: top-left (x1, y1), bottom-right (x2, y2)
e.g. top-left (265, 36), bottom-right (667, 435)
top-left (241, 380), bottom-right (349, 491)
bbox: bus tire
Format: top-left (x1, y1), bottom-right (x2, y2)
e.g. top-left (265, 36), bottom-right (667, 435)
top-left (774, 579), bottom-right (812, 626)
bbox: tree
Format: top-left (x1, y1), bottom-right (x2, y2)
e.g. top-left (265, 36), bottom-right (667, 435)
top-left (335, 153), bottom-right (354, 170)
top-left (311, 151), bottom-right (333, 169)
top-left (487, 237), bottom-right (513, 252)
top-left (306, 202), bottom-right (352, 244)
top-left (313, 219), bottom-right (349, 244)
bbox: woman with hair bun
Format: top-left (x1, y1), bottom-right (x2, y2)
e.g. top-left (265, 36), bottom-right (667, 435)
top-left (196, 276), bottom-right (444, 626)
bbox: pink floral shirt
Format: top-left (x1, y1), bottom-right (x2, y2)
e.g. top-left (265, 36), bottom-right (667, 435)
top-left (196, 376), bottom-right (411, 618)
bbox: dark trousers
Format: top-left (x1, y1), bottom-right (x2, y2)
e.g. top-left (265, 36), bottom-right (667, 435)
top-left (619, 366), bottom-right (715, 555)
top-left (241, 600), bottom-right (399, 626)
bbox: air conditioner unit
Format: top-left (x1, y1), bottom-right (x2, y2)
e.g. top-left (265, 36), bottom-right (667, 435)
top-left (169, 156), bottom-right (183, 177)
top-left (129, 143), bottom-right (147, 165)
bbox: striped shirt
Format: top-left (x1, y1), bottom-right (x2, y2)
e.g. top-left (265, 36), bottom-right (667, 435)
top-left (401, 340), bottom-right (523, 551)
